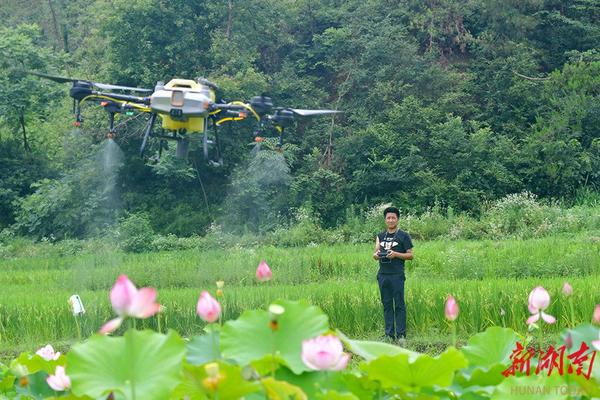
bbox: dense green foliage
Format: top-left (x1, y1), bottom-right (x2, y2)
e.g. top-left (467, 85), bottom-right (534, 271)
top-left (1, 0), bottom-right (599, 237)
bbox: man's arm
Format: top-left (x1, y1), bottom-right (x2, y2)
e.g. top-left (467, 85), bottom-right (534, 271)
top-left (373, 236), bottom-right (380, 260)
top-left (390, 248), bottom-right (413, 260)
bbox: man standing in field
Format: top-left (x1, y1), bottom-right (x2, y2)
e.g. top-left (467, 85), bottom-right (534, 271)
top-left (373, 206), bottom-right (413, 343)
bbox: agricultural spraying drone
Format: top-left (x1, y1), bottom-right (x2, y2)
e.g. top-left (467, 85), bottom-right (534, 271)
top-left (30, 71), bottom-right (340, 164)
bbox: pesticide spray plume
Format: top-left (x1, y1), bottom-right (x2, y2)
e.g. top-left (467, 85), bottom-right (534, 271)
top-left (219, 146), bottom-right (291, 234)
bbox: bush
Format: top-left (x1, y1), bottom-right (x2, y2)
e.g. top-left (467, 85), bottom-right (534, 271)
top-left (267, 207), bottom-right (327, 247)
top-left (150, 234), bottom-right (206, 252)
top-left (118, 213), bottom-right (155, 253)
top-left (482, 192), bottom-right (548, 238)
top-left (403, 205), bottom-right (454, 240)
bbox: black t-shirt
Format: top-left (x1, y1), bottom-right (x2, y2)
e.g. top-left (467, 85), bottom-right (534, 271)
top-left (377, 229), bottom-right (413, 275)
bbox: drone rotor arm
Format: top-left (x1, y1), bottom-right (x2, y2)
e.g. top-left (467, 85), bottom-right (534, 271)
top-left (215, 116), bottom-right (246, 126)
top-left (229, 101), bottom-right (260, 121)
top-left (211, 102), bottom-right (260, 121)
top-left (79, 94), bottom-right (151, 112)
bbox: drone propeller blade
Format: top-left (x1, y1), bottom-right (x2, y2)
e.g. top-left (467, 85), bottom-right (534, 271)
top-left (29, 71), bottom-right (151, 92)
top-left (28, 71), bottom-right (82, 83)
top-left (92, 82), bottom-right (152, 92)
top-left (290, 109), bottom-right (341, 117)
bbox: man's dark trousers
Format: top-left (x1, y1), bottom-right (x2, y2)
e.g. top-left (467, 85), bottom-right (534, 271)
top-left (377, 273), bottom-right (406, 339)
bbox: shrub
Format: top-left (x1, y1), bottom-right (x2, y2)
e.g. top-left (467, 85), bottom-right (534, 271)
top-left (150, 234), bottom-right (206, 252)
top-left (117, 213), bottom-right (155, 253)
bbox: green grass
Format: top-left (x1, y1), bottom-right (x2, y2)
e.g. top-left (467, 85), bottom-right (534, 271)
top-left (1, 233), bottom-right (599, 358)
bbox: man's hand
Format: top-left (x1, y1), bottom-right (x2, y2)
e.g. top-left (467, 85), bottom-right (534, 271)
top-left (387, 250), bottom-right (398, 259)
top-left (373, 251), bottom-right (380, 260)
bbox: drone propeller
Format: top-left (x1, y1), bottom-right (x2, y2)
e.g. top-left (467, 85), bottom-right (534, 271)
top-left (289, 109), bottom-right (341, 117)
top-left (28, 71), bottom-right (152, 92)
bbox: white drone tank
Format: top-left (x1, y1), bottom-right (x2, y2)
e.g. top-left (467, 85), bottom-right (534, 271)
top-left (149, 79), bottom-right (216, 132)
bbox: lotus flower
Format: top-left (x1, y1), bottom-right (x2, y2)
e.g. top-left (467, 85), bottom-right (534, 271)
top-left (565, 332), bottom-right (573, 349)
top-left (36, 344), bottom-right (60, 361)
top-left (527, 286), bottom-right (556, 325)
top-left (593, 304), bottom-right (600, 324)
top-left (99, 275), bottom-right (161, 334)
top-left (46, 366), bottom-right (71, 391)
top-left (445, 295), bottom-right (459, 321)
top-left (562, 282), bottom-right (573, 296)
top-left (592, 332), bottom-right (600, 351)
top-left (197, 291), bottom-right (221, 323)
top-left (301, 335), bottom-right (350, 371)
top-left (256, 260), bottom-right (272, 282)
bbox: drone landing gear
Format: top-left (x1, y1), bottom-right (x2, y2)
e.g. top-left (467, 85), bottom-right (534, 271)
top-left (176, 138), bottom-right (189, 159)
top-left (140, 113), bottom-right (157, 157)
top-left (202, 121), bottom-right (223, 167)
top-left (276, 127), bottom-right (285, 152)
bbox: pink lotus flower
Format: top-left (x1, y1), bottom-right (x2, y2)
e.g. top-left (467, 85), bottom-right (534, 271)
top-left (197, 291), bottom-right (221, 323)
top-left (592, 332), bottom-right (600, 351)
top-left (593, 304), bottom-right (600, 324)
top-left (301, 335), bottom-right (350, 371)
top-left (527, 286), bottom-right (556, 325)
top-left (256, 260), bottom-right (272, 282)
top-left (562, 282), bottom-right (573, 296)
top-left (46, 366), bottom-right (71, 391)
top-left (99, 275), bottom-right (161, 334)
top-left (36, 344), bottom-right (60, 361)
top-left (445, 295), bottom-right (459, 321)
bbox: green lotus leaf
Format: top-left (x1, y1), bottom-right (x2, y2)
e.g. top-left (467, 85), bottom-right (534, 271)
top-left (68, 329), bottom-right (185, 400)
top-left (171, 361), bottom-right (261, 400)
top-left (220, 300), bottom-right (329, 374)
top-left (261, 376), bottom-right (307, 400)
top-left (274, 367), bottom-right (330, 398)
top-left (461, 327), bottom-right (519, 369)
top-left (337, 330), bottom-right (420, 362)
top-left (316, 390), bottom-right (359, 399)
top-left (559, 325), bottom-right (600, 395)
top-left (456, 363), bottom-right (508, 387)
top-left (186, 331), bottom-right (221, 366)
top-left (46, 394), bottom-right (93, 400)
top-left (274, 368), bottom-right (372, 399)
top-left (16, 352), bottom-right (66, 375)
top-left (560, 324), bottom-right (600, 356)
top-left (557, 324), bottom-right (600, 383)
top-left (0, 373), bottom-right (15, 391)
top-left (570, 373), bottom-right (600, 397)
top-left (250, 353), bottom-right (286, 376)
top-left (14, 370), bottom-right (54, 399)
top-left (338, 373), bottom-right (381, 399)
top-left (361, 347), bottom-right (468, 389)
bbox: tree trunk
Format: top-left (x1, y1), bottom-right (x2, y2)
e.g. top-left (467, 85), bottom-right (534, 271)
top-left (62, 23), bottom-right (69, 53)
top-left (19, 112), bottom-right (31, 153)
top-left (47, 0), bottom-right (64, 51)
top-left (226, 0), bottom-right (233, 40)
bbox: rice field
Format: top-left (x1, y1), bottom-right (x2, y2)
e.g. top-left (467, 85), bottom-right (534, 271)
top-left (1, 233), bottom-right (599, 358)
